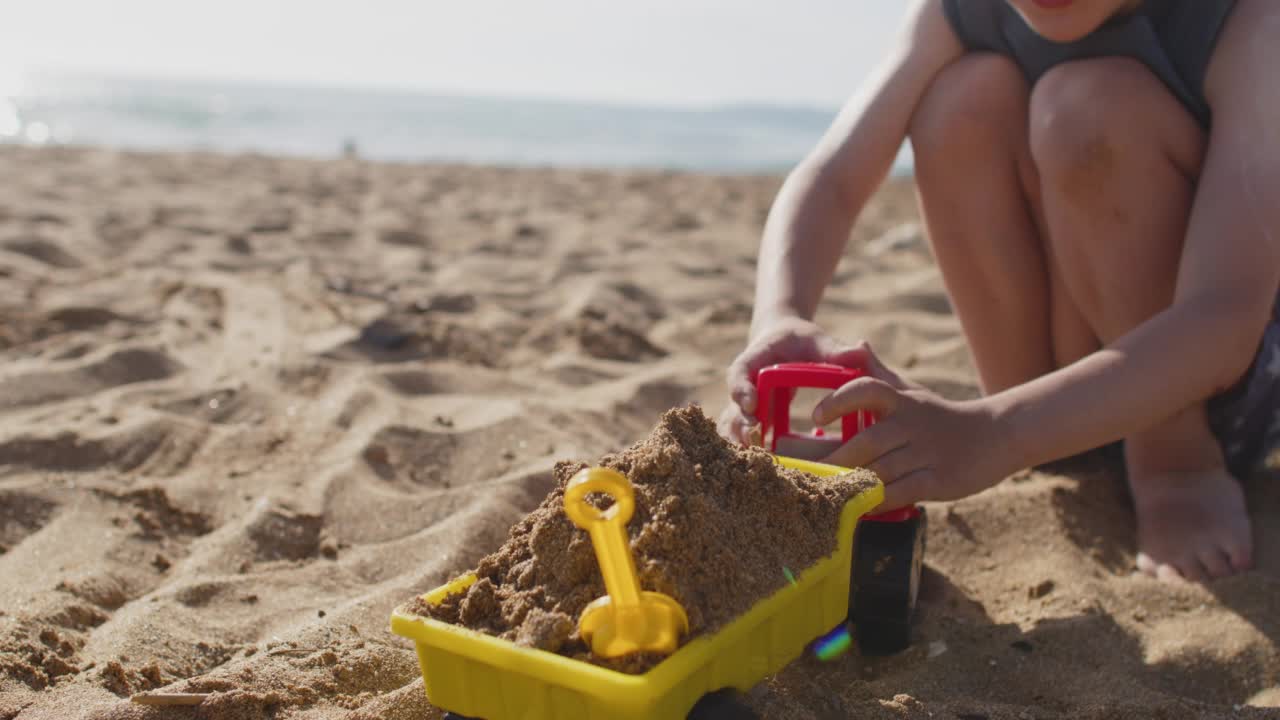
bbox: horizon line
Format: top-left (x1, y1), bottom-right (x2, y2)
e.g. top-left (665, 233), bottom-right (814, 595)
top-left (19, 63), bottom-right (845, 118)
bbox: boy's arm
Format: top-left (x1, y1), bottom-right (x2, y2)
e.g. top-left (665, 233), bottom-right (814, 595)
top-left (989, 0), bottom-right (1280, 471)
top-left (750, 0), bottom-right (963, 338)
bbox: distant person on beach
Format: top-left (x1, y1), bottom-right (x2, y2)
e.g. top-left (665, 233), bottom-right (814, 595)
top-left (719, 0), bottom-right (1278, 583)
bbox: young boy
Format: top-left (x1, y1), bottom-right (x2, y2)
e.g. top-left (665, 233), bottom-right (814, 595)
top-left (719, 0), bottom-right (1279, 584)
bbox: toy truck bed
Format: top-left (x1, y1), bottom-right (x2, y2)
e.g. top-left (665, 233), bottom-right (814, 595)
top-left (389, 457), bottom-right (883, 720)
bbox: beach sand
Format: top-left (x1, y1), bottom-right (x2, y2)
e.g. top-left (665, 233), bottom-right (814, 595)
top-left (0, 145), bottom-right (1276, 719)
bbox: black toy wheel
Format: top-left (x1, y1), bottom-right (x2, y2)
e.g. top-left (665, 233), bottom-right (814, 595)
top-left (442, 689), bottom-right (758, 720)
top-left (849, 507), bottom-right (927, 656)
top-left (687, 689), bottom-right (759, 720)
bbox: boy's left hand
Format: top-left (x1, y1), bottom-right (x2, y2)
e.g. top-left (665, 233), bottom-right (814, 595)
top-left (813, 348), bottom-right (1015, 510)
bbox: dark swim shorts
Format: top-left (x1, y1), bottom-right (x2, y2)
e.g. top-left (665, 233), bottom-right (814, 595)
top-left (1207, 294), bottom-right (1280, 476)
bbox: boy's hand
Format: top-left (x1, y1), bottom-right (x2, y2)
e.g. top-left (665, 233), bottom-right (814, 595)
top-left (812, 355), bottom-right (1014, 510)
top-left (719, 317), bottom-right (878, 445)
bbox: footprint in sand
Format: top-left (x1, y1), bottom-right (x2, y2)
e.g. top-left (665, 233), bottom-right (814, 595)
top-left (324, 314), bottom-right (502, 366)
top-left (0, 347), bottom-right (181, 411)
top-left (0, 489), bottom-right (59, 552)
top-left (0, 419), bottom-right (207, 477)
top-left (360, 421), bottom-right (540, 490)
top-left (379, 365), bottom-right (530, 397)
top-left (521, 279), bottom-right (670, 362)
top-left (155, 386), bottom-right (266, 425)
top-left (1, 235), bottom-right (83, 269)
top-left (243, 501), bottom-right (325, 562)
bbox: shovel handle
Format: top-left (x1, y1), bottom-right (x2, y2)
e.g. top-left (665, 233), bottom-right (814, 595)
top-left (564, 467), bottom-right (641, 608)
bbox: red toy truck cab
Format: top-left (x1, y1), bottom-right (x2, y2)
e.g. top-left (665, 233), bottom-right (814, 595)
top-left (754, 362), bottom-right (926, 655)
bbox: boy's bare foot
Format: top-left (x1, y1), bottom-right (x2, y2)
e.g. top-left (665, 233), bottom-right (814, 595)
top-left (1125, 408), bottom-right (1253, 583)
top-left (1129, 466), bottom-right (1252, 582)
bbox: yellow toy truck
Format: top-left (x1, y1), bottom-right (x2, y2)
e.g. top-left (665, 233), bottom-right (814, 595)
top-left (390, 362), bottom-right (927, 720)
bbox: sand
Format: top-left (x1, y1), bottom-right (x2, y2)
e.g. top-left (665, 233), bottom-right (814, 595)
top-left (0, 145), bottom-right (1276, 719)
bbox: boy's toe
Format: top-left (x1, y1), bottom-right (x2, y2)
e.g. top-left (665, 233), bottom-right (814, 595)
top-left (1136, 552), bottom-right (1158, 576)
top-left (1155, 562), bottom-right (1186, 583)
top-left (1197, 548), bottom-right (1233, 579)
top-left (1226, 541), bottom-right (1253, 573)
top-left (1172, 556), bottom-right (1211, 584)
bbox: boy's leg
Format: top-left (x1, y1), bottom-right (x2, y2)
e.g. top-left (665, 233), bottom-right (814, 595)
top-left (910, 54), bottom-right (1098, 395)
top-left (1030, 57), bottom-right (1251, 581)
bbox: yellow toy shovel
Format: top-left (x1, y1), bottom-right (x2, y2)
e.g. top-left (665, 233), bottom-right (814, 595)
top-left (563, 467), bottom-right (689, 658)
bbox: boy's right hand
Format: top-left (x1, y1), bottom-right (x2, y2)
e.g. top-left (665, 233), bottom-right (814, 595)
top-left (718, 317), bottom-right (877, 445)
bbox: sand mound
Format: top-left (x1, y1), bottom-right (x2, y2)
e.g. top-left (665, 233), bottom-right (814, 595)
top-left (0, 146), bottom-right (1275, 719)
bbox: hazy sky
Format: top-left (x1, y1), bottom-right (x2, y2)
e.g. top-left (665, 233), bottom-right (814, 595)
top-left (6, 1), bottom-right (910, 107)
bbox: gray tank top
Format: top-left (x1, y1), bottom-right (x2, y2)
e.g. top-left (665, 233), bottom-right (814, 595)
top-left (940, 0), bottom-right (1237, 128)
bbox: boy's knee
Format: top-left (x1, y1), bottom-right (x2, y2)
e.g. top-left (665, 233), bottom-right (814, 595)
top-left (910, 54), bottom-right (1028, 156)
top-left (1029, 58), bottom-right (1158, 174)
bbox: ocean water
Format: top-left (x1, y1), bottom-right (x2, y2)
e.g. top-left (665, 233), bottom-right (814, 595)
top-left (1, 70), bottom-right (912, 174)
